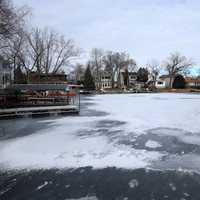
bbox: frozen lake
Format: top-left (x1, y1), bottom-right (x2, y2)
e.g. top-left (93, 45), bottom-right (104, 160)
top-left (1, 93), bottom-right (200, 199)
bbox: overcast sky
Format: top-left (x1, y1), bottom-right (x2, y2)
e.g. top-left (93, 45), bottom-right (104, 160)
top-left (14, 0), bottom-right (200, 68)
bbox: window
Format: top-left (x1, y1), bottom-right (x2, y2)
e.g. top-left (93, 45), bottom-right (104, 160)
top-left (157, 81), bottom-right (163, 85)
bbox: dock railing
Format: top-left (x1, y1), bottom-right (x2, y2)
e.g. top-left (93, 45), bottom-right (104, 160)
top-left (0, 84), bottom-right (81, 118)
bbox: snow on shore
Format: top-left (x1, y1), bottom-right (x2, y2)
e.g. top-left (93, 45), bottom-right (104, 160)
top-left (0, 93), bottom-right (200, 170)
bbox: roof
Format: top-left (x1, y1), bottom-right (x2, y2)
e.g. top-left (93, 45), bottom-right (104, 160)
top-left (129, 72), bottom-right (137, 76)
top-left (29, 72), bottom-right (67, 76)
top-left (7, 84), bottom-right (70, 91)
top-left (159, 75), bottom-right (171, 79)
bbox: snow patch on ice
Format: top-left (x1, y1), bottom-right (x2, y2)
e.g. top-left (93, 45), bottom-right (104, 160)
top-left (128, 179), bottom-right (139, 188)
top-left (0, 129), bottom-right (163, 170)
top-left (169, 183), bottom-right (176, 191)
top-left (145, 140), bottom-right (162, 149)
top-left (36, 181), bottom-right (48, 190)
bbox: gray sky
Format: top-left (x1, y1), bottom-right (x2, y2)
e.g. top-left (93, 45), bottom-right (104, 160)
top-left (14, 0), bottom-right (200, 68)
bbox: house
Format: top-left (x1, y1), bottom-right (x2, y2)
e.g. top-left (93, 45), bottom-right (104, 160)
top-left (0, 56), bottom-right (12, 89)
top-left (155, 75), bottom-right (198, 89)
top-left (149, 75), bottom-right (171, 89)
top-left (101, 71), bottom-right (112, 89)
top-left (129, 72), bottom-right (137, 85)
top-left (95, 70), bottom-right (138, 90)
top-left (121, 71), bottom-right (137, 88)
top-left (159, 75), bottom-right (172, 88)
top-left (94, 71), bottom-right (112, 90)
top-left (185, 77), bottom-right (200, 88)
top-left (155, 79), bottom-right (166, 89)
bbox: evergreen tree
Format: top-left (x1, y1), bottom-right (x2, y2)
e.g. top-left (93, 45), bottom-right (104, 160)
top-left (83, 64), bottom-right (95, 90)
top-left (173, 75), bottom-right (186, 89)
top-left (137, 68), bottom-right (149, 83)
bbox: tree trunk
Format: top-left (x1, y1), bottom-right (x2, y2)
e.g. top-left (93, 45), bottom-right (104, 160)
top-left (169, 75), bottom-right (174, 88)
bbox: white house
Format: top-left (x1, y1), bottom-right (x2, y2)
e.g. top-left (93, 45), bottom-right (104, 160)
top-left (101, 71), bottom-right (112, 89)
top-left (95, 70), bottom-right (139, 90)
top-left (159, 75), bottom-right (173, 88)
top-left (155, 79), bottom-right (166, 89)
top-left (94, 71), bottom-right (112, 90)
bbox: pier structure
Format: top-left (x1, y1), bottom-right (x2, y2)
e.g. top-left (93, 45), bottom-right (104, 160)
top-left (0, 84), bottom-right (80, 119)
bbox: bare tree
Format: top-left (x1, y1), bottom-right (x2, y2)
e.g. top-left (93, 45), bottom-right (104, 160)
top-left (103, 51), bottom-right (136, 89)
top-left (0, 0), bottom-right (30, 80)
top-left (103, 51), bottom-right (116, 88)
top-left (51, 37), bottom-right (80, 74)
top-left (73, 63), bottom-right (85, 83)
top-left (112, 52), bottom-right (133, 89)
top-left (6, 30), bottom-right (27, 77)
top-left (147, 60), bottom-right (161, 85)
top-left (24, 28), bottom-right (45, 75)
top-left (0, 0), bottom-right (29, 50)
top-left (163, 52), bottom-right (193, 88)
top-left (90, 48), bottom-right (104, 90)
top-left (22, 28), bottom-right (80, 77)
top-left (128, 58), bottom-right (137, 73)
top-left (0, 0), bottom-right (80, 85)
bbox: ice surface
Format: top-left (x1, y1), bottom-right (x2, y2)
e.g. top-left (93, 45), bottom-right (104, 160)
top-left (0, 93), bottom-right (200, 170)
top-left (0, 125), bottom-right (162, 169)
top-left (90, 93), bottom-right (200, 134)
top-left (66, 197), bottom-right (98, 200)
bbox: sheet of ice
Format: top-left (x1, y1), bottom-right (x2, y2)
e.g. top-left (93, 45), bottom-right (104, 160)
top-left (0, 93), bottom-right (200, 170)
top-left (128, 179), bottom-right (139, 188)
top-left (154, 153), bottom-right (200, 172)
top-left (90, 93), bottom-right (200, 134)
top-left (66, 196), bottom-right (98, 200)
top-left (148, 128), bottom-right (200, 146)
top-left (145, 140), bottom-right (162, 148)
top-left (0, 123), bottom-right (162, 170)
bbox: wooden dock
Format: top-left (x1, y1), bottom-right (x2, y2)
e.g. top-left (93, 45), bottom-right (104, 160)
top-left (0, 105), bottom-right (79, 119)
top-left (0, 83), bottom-right (81, 119)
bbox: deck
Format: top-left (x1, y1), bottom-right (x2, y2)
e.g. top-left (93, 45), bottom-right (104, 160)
top-left (0, 105), bottom-right (79, 119)
top-left (0, 83), bottom-right (81, 119)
